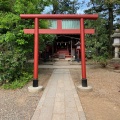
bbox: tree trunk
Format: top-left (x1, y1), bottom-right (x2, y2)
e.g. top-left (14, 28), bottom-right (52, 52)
top-left (108, 3), bottom-right (114, 56)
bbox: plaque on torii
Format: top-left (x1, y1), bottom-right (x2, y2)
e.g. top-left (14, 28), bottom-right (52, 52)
top-left (20, 14), bottom-right (98, 89)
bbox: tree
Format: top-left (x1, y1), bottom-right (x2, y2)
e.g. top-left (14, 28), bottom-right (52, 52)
top-left (0, 0), bottom-right (15, 12)
top-left (50, 0), bottom-right (80, 14)
top-left (84, 0), bottom-right (120, 59)
top-left (89, 0), bottom-right (120, 54)
top-left (0, 0), bottom-right (55, 86)
top-left (85, 18), bottom-right (109, 61)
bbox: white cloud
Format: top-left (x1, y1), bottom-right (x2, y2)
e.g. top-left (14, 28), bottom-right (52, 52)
top-left (42, 5), bottom-right (53, 14)
top-left (77, 0), bottom-right (90, 14)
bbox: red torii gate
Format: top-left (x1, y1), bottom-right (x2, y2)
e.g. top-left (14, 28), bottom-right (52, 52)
top-left (20, 14), bottom-right (98, 88)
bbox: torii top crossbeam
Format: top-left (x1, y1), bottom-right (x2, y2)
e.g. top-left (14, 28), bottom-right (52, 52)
top-left (20, 14), bottom-right (98, 35)
top-left (20, 14), bottom-right (98, 88)
top-left (20, 14), bottom-right (98, 19)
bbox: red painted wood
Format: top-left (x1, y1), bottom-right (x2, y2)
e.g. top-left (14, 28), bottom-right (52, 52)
top-left (23, 29), bottom-right (95, 34)
top-left (57, 20), bottom-right (62, 30)
top-left (34, 18), bottom-right (39, 80)
top-left (20, 14), bottom-right (98, 19)
top-left (80, 18), bottom-right (86, 79)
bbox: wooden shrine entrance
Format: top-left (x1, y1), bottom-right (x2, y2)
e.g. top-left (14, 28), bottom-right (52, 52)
top-left (20, 14), bottom-right (98, 87)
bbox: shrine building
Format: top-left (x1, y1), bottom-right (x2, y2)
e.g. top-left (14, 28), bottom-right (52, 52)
top-left (42, 19), bottom-right (81, 61)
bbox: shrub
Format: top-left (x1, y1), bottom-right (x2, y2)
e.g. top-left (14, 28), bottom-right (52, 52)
top-left (0, 45), bottom-right (27, 85)
top-left (2, 72), bottom-right (32, 89)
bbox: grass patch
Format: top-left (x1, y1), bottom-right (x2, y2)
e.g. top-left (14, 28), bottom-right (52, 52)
top-left (2, 72), bottom-right (32, 89)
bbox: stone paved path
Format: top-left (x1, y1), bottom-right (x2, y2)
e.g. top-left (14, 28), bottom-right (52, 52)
top-left (38, 60), bottom-right (81, 69)
top-left (31, 69), bottom-right (86, 120)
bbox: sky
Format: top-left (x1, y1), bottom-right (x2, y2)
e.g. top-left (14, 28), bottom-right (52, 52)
top-left (42, 0), bottom-right (90, 14)
top-left (77, 0), bottom-right (90, 14)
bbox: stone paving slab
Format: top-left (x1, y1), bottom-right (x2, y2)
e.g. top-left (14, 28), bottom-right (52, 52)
top-left (31, 69), bottom-right (86, 120)
top-left (38, 65), bottom-right (81, 69)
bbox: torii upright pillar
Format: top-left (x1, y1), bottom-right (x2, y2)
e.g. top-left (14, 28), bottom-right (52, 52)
top-left (80, 18), bottom-right (87, 87)
top-left (33, 17), bottom-right (39, 87)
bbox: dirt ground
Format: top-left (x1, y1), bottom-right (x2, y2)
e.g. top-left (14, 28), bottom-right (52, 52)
top-left (70, 65), bottom-right (120, 120)
top-left (0, 63), bottom-right (120, 120)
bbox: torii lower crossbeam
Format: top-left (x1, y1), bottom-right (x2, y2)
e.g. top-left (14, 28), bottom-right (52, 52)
top-left (24, 29), bottom-right (95, 34)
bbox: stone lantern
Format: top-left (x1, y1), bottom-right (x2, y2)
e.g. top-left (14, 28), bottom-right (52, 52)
top-left (111, 29), bottom-right (120, 60)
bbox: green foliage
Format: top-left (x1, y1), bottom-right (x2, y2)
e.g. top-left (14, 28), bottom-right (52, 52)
top-left (49, 0), bottom-right (80, 14)
top-left (86, 0), bottom-right (120, 56)
top-left (93, 56), bottom-right (108, 67)
top-left (104, 0), bottom-right (120, 4)
top-left (85, 17), bottom-right (109, 67)
top-left (38, 34), bottom-right (56, 52)
top-left (2, 72), bottom-right (32, 89)
top-left (0, 0), bottom-right (15, 12)
top-left (0, 46), bottom-right (27, 84)
top-left (0, 0), bottom-right (55, 88)
top-left (85, 0), bottom-right (120, 67)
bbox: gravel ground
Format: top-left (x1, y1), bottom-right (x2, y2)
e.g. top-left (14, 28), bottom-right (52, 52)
top-left (70, 65), bottom-right (120, 120)
top-left (0, 68), bottom-right (53, 120)
top-left (1, 62), bottom-right (120, 120)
